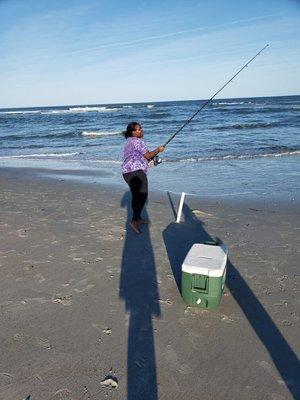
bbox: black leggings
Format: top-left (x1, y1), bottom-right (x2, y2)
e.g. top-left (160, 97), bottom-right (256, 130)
top-left (123, 170), bottom-right (148, 222)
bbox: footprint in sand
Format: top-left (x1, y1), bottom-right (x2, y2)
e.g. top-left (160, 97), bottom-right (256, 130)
top-left (258, 360), bottom-right (285, 385)
top-left (164, 345), bottom-right (191, 374)
top-left (34, 273), bottom-right (46, 283)
top-left (74, 284), bottom-right (94, 293)
top-left (72, 257), bottom-right (84, 262)
top-left (192, 209), bottom-right (215, 218)
top-left (52, 295), bottom-right (72, 306)
top-left (158, 299), bottom-right (173, 306)
top-left (165, 344), bottom-right (178, 364)
top-left (184, 307), bottom-right (205, 317)
top-left (0, 372), bottom-right (14, 385)
top-left (50, 388), bottom-right (73, 399)
top-left (270, 394), bottom-right (285, 400)
top-left (13, 333), bottom-right (51, 349)
top-left (221, 314), bottom-right (235, 323)
top-left (16, 229), bottom-right (28, 238)
top-left (282, 320), bottom-right (292, 326)
top-left (21, 297), bottom-right (48, 305)
top-left (73, 278), bottom-right (94, 293)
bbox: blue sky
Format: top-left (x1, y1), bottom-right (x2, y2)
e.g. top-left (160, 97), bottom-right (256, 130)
top-left (0, 0), bottom-right (299, 108)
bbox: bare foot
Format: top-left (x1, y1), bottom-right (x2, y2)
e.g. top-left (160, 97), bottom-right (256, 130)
top-left (130, 221), bottom-right (141, 234)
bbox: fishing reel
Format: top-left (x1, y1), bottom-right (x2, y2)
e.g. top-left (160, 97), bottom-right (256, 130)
top-left (153, 155), bottom-right (162, 166)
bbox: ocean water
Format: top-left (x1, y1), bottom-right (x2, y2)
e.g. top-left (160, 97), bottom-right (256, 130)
top-left (0, 95), bottom-right (299, 202)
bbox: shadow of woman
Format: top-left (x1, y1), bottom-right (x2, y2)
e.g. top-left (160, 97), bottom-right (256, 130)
top-left (163, 196), bottom-right (300, 399)
top-left (120, 191), bottom-right (161, 400)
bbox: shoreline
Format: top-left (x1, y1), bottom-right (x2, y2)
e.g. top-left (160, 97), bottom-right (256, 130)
top-left (1, 164), bottom-right (299, 211)
top-left (1, 94), bottom-right (299, 207)
top-left (0, 167), bottom-right (299, 399)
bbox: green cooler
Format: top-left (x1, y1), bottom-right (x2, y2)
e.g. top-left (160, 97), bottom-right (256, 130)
top-left (181, 243), bottom-right (228, 309)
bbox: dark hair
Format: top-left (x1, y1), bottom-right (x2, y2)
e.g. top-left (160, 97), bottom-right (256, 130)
top-left (123, 122), bottom-right (140, 139)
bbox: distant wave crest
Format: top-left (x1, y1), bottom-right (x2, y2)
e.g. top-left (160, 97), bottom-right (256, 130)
top-left (214, 101), bottom-right (249, 105)
top-left (81, 130), bottom-right (121, 137)
top-left (0, 110), bottom-right (41, 114)
top-left (69, 106), bottom-right (119, 112)
top-left (0, 106), bottom-right (121, 115)
top-left (44, 106), bottom-right (120, 115)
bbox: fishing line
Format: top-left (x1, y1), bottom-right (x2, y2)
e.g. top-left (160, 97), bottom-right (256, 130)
top-left (153, 44), bottom-right (269, 166)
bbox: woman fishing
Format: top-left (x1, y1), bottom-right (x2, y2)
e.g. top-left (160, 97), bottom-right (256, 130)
top-left (122, 122), bottom-right (165, 234)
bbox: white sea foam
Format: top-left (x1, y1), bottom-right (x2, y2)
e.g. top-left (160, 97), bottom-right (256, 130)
top-left (103, 107), bottom-right (120, 111)
top-left (146, 105), bottom-right (154, 108)
top-left (70, 106), bottom-right (119, 112)
top-left (42, 110), bottom-right (70, 115)
top-left (0, 152), bottom-right (80, 159)
top-left (81, 130), bottom-right (120, 137)
top-left (42, 106), bottom-right (119, 115)
top-left (69, 106), bottom-right (104, 112)
top-left (175, 150), bottom-right (300, 163)
top-left (215, 102), bottom-right (247, 105)
top-left (42, 110), bottom-right (68, 115)
top-left (0, 110), bottom-right (41, 114)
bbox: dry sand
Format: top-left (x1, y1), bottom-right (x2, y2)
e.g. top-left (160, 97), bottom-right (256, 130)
top-left (0, 167), bottom-right (299, 400)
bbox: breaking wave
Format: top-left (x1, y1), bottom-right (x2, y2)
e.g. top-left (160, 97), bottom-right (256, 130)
top-left (166, 149), bottom-right (300, 163)
top-left (1, 130), bottom-right (122, 141)
top-left (44, 106), bottom-right (120, 115)
top-left (81, 130), bottom-right (121, 137)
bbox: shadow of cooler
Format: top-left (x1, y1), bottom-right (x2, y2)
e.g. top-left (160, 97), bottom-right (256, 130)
top-left (181, 244), bottom-right (228, 309)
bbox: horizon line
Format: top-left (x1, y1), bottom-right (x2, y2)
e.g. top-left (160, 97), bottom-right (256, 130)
top-left (0, 93), bottom-right (299, 110)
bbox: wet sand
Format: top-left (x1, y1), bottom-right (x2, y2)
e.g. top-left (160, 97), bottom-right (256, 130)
top-left (0, 167), bottom-right (299, 400)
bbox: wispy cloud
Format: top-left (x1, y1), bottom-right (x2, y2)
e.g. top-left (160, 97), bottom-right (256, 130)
top-left (44, 12), bottom-right (286, 56)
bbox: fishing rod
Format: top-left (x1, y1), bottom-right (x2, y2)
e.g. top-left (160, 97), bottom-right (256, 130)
top-left (153, 44), bottom-right (269, 166)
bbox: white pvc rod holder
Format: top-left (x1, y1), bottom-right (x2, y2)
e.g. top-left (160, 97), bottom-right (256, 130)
top-left (176, 192), bottom-right (185, 223)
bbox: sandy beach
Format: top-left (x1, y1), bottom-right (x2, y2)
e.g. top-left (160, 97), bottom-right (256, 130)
top-left (0, 167), bottom-right (299, 400)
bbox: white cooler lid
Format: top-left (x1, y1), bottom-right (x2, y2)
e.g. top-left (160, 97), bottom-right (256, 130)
top-left (182, 244), bottom-right (228, 277)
